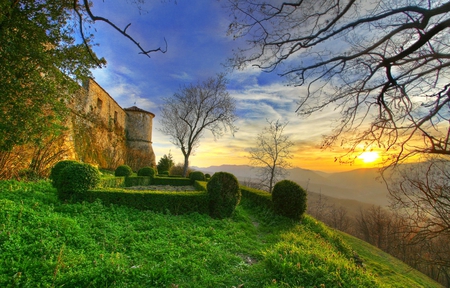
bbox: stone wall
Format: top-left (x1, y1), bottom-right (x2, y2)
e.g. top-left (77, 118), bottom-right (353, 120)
top-left (66, 79), bottom-right (156, 171)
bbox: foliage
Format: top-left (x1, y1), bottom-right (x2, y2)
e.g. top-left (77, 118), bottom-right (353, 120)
top-left (205, 173), bottom-right (211, 179)
top-left (227, 0), bottom-right (450, 163)
top-left (194, 180), bottom-right (208, 192)
top-left (207, 172), bottom-right (241, 219)
top-left (124, 176), bottom-right (152, 187)
top-left (81, 189), bottom-right (209, 215)
top-left (189, 171), bottom-right (206, 182)
top-left (169, 163), bottom-right (192, 177)
top-left (157, 153), bottom-right (174, 174)
top-left (159, 74), bottom-right (238, 177)
top-left (272, 180), bottom-right (307, 220)
top-left (137, 166), bottom-right (157, 177)
top-left (0, 0), bottom-right (105, 152)
top-left (98, 175), bottom-right (125, 188)
top-left (49, 160), bottom-right (79, 187)
top-left (0, 180), bottom-right (441, 287)
top-left (240, 185), bottom-right (272, 210)
top-left (114, 165), bottom-right (133, 177)
top-left (248, 119), bottom-right (294, 192)
top-left (56, 163), bottom-right (101, 201)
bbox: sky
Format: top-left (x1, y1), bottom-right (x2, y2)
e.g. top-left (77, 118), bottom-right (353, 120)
top-left (86, 0), bottom-right (381, 172)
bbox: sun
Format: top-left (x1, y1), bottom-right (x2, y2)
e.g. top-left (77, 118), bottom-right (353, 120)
top-left (358, 151), bottom-right (379, 163)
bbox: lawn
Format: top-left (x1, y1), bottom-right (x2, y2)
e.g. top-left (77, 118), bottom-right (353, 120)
top-left (0, 180), bottom-right (441, 287)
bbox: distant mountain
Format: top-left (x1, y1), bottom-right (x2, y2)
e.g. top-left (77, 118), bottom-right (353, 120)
top-left (193, 164), bottom-right (390, 206)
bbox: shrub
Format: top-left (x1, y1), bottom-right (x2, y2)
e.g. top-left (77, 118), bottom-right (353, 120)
top-left (49, 160), bottom-right (79, 187)
top-left (137, 166), bottom-right (156, 177)
top-left (159, 171), bottom-right (169, 176)
top-left (115, 165), bottom-right (133, 177)
top-left (207, 172), bottom-right (241, 219)
top-left (272, 180), bottom-right (307, 220)
top-left (56, 163), bottom-right (101, 201)
top-left (169, 163), bottom-right (192, 177)
top-left (205, 173), bottom-right (211, 179)
top-left (189, 171), bottom-right (205, 182)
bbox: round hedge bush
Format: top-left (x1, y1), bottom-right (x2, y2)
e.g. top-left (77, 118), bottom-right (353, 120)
top-left (189, 171), bottom-right (205, 182)
top-left (205, 173), bottom-right (211, 179)
top-left (56, 163), bottom-right (101, 201)
top-left (272, 180), bottom-right (307, 220)
top-left (115, 165), bottom-right (133, 177)
top-left (49, 160), bottom-right (79, 187)
top-left (137, 166), bottom-right (156, 177)
top-left (207, 172), bottom-right (241, 219)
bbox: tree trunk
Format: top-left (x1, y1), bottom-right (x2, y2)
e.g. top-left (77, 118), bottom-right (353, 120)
top-left (182, 154), bottom-right (189, 177)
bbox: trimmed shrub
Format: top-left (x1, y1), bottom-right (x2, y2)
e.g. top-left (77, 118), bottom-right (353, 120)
top-left (124, 176), bottom-right (152, 187)
top-left (115, 165), bottom-right (133, 177)
top-left (159, 171), bottom-right (169, 176)
top-left (189, 171), bottom-right (205, 182)
top-left (240, 185), bottom-right (272, 209)
top-left (205, 173), bottom-right (211, 179)
top-left (49, 160), bottom-right (78, 187)
top-left (207, 172), bottom-right (241, 219)
top-left (137, 166), bottom-right (156, 177)
top-left (272, 180), bottom-right (307, 220)
top-left (56, 163), bottom-right (101, 201)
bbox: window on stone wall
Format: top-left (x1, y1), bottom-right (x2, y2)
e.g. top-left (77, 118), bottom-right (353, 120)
top-left (97, 98), bottom-right (103, 111)
top-left (114, 111), bottom-right (118, 123)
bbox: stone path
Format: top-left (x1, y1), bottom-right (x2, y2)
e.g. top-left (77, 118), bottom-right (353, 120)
top-left (124, 185), bottom-right (197, 191)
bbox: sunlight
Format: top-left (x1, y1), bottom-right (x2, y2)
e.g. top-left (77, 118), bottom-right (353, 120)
top-left (358, 151), bottom-right (379, 163)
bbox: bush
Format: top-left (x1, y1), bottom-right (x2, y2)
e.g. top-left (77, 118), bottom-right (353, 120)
top-left (115, 165), bottom-right (133, 177)
top-left (207, 172), bottom-right (241, 219)
top-left (159, 171), bottom-right (169, 176)
top-left (205, 173), bottom-right (211, 179)
top-left (56, 163), bottom-right (101, 201)
top-left (49, 160), bottom-right (79, 187)
top-left (189, 171), bottom-right (205, 182)
top-left (272, 180), bottom-right (307, 220)
top-left (169, 163), bottom-right (192, 177)
top-left (137, 166), bottom-right (156, 177)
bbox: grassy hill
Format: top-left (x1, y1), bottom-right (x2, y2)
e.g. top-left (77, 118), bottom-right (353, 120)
top-left (0, 180), bottom-right (441, 287)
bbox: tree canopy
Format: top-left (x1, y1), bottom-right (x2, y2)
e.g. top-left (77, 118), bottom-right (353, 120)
top-left (0, 0), bottom-right (166, 152)
top-left (227, 0), bottom-right (450, 164)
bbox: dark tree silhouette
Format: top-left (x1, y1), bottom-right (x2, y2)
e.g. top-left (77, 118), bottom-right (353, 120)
top-left (227, 0), bottom-right (450, 163)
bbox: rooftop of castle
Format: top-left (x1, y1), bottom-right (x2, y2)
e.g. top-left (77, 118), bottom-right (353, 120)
top-left (124, 106), bottom-right (155, 117)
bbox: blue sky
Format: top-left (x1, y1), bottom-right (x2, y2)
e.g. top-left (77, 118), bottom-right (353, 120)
top-left (87, 0), bottom-right (375, 172)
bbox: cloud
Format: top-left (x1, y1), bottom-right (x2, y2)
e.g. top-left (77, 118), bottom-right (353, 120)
top-left (170, 71), bottom-right (194, 81)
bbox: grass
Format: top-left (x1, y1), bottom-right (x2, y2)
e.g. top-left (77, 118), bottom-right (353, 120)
top-left (0, 180), bottom-right (442, 287)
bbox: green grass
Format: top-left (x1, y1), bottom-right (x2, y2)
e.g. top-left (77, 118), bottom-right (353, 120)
top-left (338, 232), bottom-right (442, 288)
top-left (0, 180), bottom-right (442, 287)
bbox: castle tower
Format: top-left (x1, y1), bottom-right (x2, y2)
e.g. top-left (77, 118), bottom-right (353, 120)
top-left (124, 106), bottom-right (156, 170)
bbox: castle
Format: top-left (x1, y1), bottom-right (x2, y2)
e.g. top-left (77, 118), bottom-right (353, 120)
top-left (65, 78), bottom-right (156, 171)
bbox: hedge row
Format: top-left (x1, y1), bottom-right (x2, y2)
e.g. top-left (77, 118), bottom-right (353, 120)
top-left (98, 176), bottom-right (193, 188)
top-left (81, 188), bottom-right (209, 215)
top-left (239, 185), bottom-right (272, 209)
top-left (99, 176), bottom-right (126, 188)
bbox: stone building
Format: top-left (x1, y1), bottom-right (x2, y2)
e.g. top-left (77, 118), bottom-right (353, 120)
top-left (65, 78), bottom-right (156, 171)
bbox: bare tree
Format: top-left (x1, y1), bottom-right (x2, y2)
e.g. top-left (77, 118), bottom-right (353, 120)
top-left (248, 119), bottom-right (294, 192)
top-left (159, 74), bottom-right (238, 177)
top-left (227, 0), bottom-right (450, 163)
top-left (386, 159), bottom-right (450, 246)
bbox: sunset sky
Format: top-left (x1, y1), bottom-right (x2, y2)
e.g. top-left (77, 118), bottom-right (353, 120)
top-left (87, 0), bottom-right (382, 172)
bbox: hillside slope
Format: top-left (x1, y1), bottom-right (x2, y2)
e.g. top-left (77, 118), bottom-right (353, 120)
top-left (0, 180), bottom-right (441, 287)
